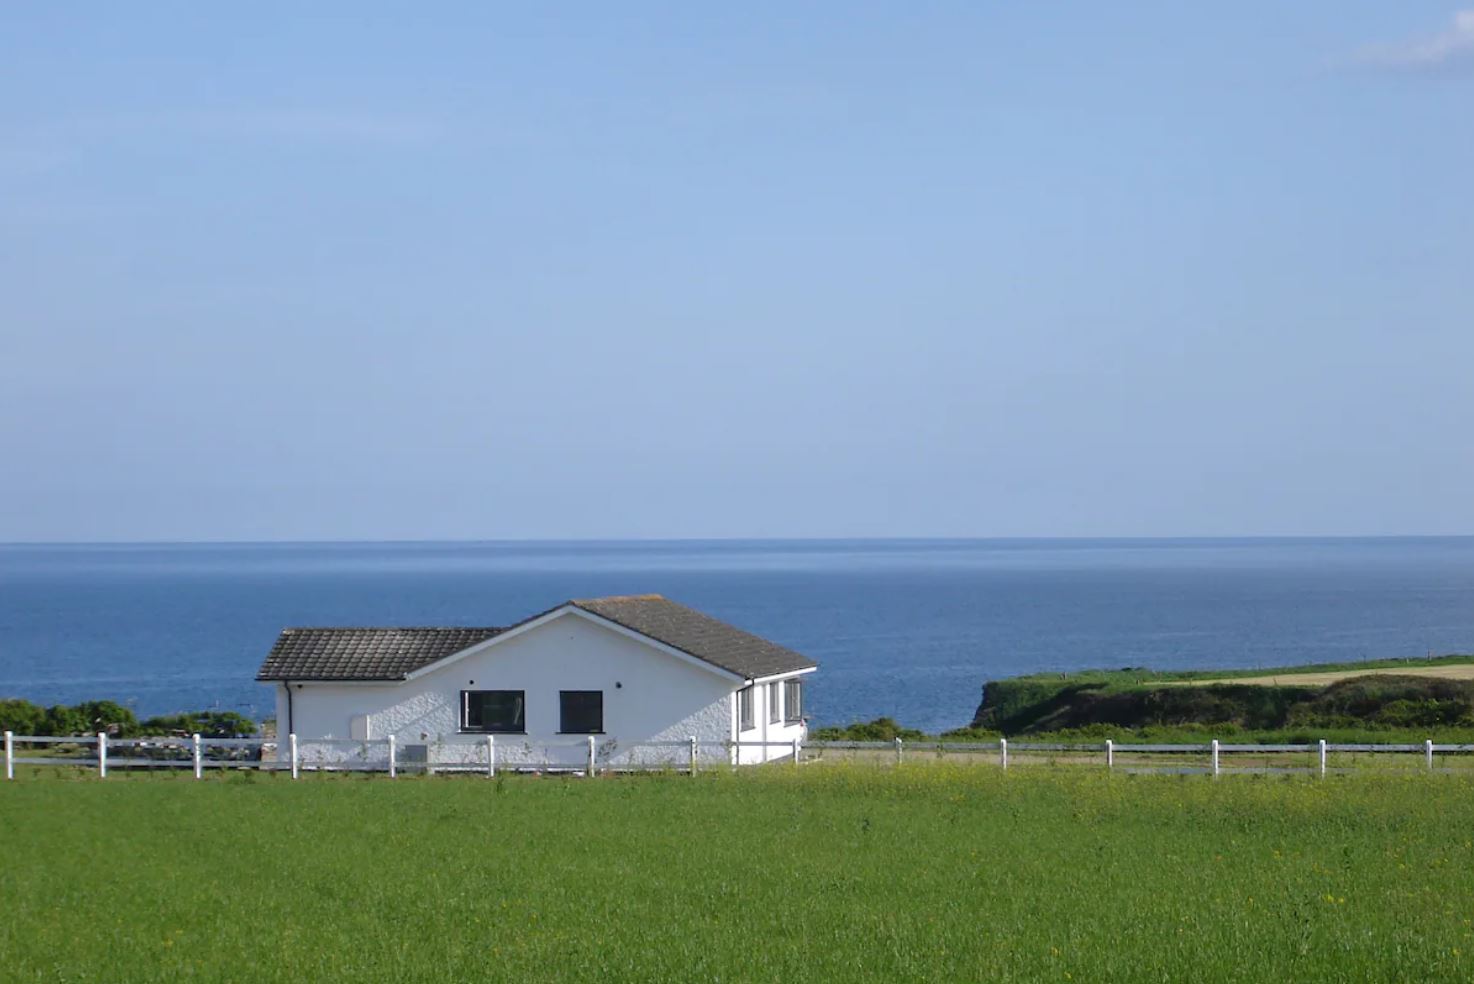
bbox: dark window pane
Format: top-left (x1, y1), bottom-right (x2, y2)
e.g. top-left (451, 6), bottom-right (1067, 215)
top-left (738, 685), bottom-right (754, 731)
top-left (463, 690), bottom-right (524, 733)
top-left (560, 691), bottom-right (603, 734)
top-left (784, 680), bottom-right (802, 722)
top-left (769, 682), bottom-right (781, 724)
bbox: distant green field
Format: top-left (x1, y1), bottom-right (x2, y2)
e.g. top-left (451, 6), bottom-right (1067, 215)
top-left (3, 768), bottom-right (1474, 982)
top-left (993, 653), bottom-right (1474, 691)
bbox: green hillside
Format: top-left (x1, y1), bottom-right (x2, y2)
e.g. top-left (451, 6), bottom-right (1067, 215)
top-left (963, 656), bottom-right (1474, 740)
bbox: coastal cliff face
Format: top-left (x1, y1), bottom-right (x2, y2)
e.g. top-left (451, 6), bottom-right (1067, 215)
top-left (969, 673), bottom-right (1474, 735)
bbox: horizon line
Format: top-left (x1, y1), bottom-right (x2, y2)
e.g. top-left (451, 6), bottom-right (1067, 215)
top-left (2, 533), bottom-right (1472, 549)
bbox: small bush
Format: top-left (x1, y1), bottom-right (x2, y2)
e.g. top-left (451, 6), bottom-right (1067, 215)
top-left (0, 698), bottom-right (45, 735)
top-left (139, 711), bottom-right (256, 738)
top-left (810, 717), bottom-right (926, 741)
top-left (42, 704), bottom-right (89, 736)
top-left (0, 699), bottom-right (255, 738)
top-left (71, 700), bottom-right (139, 736)
top-left (937, 725), bottom-right (1002, 741)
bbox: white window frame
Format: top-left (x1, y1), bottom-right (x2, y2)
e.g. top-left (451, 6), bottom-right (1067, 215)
top-left (738, 685), bottom-right (755, 732)
top-left (783, 678), bottom-right (803, 724)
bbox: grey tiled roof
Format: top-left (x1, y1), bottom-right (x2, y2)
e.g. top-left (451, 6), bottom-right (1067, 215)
top-left (571, 595), bottom-right (816, 679)
top-left (256, 595), bottom-right (816, 683)
top-left (256, 627), bottom-right (504, 681)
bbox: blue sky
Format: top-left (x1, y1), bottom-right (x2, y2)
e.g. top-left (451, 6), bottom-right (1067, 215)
top-left (2, 4), bottom-right (1471, 541)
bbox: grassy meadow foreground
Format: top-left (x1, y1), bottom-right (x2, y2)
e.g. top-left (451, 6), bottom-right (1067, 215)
top-left (3, 768), bottom-right (1473, 982)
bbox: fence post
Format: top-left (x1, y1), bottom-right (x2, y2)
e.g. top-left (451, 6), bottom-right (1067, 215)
top-left (1318, 739), bottom-right (1326, 777)
top-left (289, 733), bottom-right (299, 780)
top-left (98, 732), bottom-right (107, 778)
top-left (487, 734), bottom-right (495, 778)
top-left (387, 734), bottom-right (397, 779)
top-left (792, 736), bottom-right (800, 767)
top-left (586, 735), bottom-right (596, 778)
top-left (688, 736), bottom-right (697, 775)
top-left (1425, 739), bottom-right (1434, 771)
top-left (1000, 737), bottom-right (1008, 770)
top-left (192, 733), bottom-right (203, 779)
top-left (1105, 739), bottom-right (1114, 770)
top-left (4, 730), bottom-right (12, 781)
top-left (895, 736), bottom-right (903, 765)
top-left (1210, 739), bottom-right (1219, 777)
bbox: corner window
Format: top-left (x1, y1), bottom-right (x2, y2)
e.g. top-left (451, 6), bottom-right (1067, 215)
top-left (768, 682), bottom-right (782, 725)
top-left (559, 690), bottom-right (604, 734)
top-left (738, 685), bottom-right (754, 731)
top-left (784, 679), bottom-right (803, 723)
top-left (462, 690), bottom-right (525, 733)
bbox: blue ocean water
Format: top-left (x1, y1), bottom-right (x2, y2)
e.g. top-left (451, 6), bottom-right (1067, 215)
top-left (1, 538), bottom-right (1472, 733)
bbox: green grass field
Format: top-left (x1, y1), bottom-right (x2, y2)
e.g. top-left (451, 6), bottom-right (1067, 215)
top-left (3, 767), bottom-right (1473, 982)
top-left (995, 654), bottom-right (1474, 689)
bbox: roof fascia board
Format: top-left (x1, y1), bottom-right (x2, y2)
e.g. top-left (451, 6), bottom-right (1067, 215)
top-left (747, 666), bottom-right (819, 686)
top-left (265, 679), bottom-right (409, 686)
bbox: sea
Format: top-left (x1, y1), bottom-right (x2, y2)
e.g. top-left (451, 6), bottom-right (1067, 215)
top-left (1, 538), bottom-right (1472, 734)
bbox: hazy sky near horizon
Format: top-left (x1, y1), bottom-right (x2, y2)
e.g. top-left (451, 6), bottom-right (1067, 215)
top-left (2, 4), bottom-right (1471, 541)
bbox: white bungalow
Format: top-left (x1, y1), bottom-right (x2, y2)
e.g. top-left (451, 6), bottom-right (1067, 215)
top-left (256, 595), bottom-right (816, 769)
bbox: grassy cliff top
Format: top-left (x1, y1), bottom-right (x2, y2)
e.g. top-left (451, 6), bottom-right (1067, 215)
top-left (954, 654), bottom-right (1474, 741)
top-left (993, 653), bottom-right (1474, 692)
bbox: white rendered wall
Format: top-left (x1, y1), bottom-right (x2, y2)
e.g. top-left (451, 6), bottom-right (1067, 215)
top-left (279, 610), bottom-right (743, 768)
top-left (736, 676), bottom-right (807, 765)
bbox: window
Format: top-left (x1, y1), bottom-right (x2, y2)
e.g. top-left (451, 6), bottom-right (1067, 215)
top-left (461, 690), bottom-right (525, 733)
top-left (560, 690), bottom-right (604, 734)
top-left (784, 679), bottom-right (803, 723)
top-left (768, 682), bottom-right (781, 725)
top-left (738, 685), bottom-right (754, 731)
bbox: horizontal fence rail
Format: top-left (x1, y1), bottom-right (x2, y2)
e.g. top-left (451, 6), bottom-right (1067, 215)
top-left (4, 731), bottom-right (1473, 781)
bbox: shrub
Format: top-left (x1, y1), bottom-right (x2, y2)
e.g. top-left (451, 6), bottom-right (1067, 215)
top-left (1, 699), bottom-right (256, 738)
top-left (1275, 676), bottom-right (1474, 731)
top-left (42, 704), bottom-right (89, 736)
top-left (1370, 699), bottom-right (1458, 728)
top-left (937, 725), bottom-right (1002, 741)
top-left (139, 711), bottom-right (256, 738)
top-left (810, 718), bottom-right (926, 741)
top-left (0, 698), bottom-right (45, 735)
top-left (70, 700), bottom-right (139, 736)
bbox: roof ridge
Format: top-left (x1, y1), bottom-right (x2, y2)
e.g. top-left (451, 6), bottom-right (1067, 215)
top-left (572, 593), bottom-right (666, 604)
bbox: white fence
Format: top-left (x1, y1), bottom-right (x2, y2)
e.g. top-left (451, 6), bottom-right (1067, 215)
top-left (5, 731), bottom-right (1473, 780)
top-left (802, 737), bottom-right (1474, 775)
top-left (0, 731), bottom-right (803, 778)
